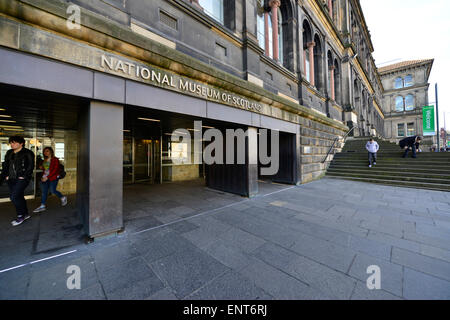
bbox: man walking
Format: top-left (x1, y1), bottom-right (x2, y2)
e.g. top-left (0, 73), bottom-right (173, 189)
top-left (0, 136), bottom-right (35, 226)
top-left (399, 136), bottom-right (422, 158)
top-left (365, 138), bottom-right (379, 168)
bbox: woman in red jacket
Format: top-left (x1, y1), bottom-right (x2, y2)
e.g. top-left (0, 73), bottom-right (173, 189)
top-left (33, 147), bottom-right (67, 213)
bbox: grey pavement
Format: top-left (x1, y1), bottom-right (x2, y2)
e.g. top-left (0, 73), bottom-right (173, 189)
top-left (1, 178), bottom-right (450, 300)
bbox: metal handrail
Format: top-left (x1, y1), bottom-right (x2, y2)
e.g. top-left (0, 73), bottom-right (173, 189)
top-left (321, 126), bottom-right (358, 163)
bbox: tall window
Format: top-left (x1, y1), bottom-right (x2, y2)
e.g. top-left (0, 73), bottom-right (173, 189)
top-left (305, 47), bottom-right (311, 82)
top-left (395, 96), bottom-right (404, 112)
top-left (199, 0), bottom-right (224, 24)
top-left (398, 123), bottom-right (405, 137)
top-left (394, 77), bottom-right (403, 89)
top-left (256, 0), bottom-right (265, 52)
top-left (407, 123), bottom-right (415, 136)
top-left (268, 13), bottom-right (273, 58)
top-left (405, 94), bottom-right (414, 111)
top-left (404, 74), bottom-right (413, 87)
top-left (256, 2), bottom-right (283, 63)
top-left (277, 9), bottom-right (283, 63)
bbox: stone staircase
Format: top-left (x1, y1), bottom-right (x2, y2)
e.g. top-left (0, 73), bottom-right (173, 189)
top-left (326, 137), bottom-right (450, 192)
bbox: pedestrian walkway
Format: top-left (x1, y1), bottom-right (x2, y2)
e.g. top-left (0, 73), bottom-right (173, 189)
top-left (1, 178), bottom-right (450, 300)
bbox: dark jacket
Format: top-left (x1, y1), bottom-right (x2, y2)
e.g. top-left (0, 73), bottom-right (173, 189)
top-left (399, 136), bottom-right (420, 149)
top-left (1, 147), bottom-right (35, 182)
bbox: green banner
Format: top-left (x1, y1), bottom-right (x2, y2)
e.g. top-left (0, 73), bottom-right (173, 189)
top-left (447, 141), bottom-right (450, 147)
top-left (422, 105), bottom-right (436, 136)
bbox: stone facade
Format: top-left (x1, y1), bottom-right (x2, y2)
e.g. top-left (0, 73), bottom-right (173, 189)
top-left (0, 0), bottom-right (432, 194)
top-left (64, 0), bottom-right (384, 133)
top-left (379, 60), bottom-right (434, 145)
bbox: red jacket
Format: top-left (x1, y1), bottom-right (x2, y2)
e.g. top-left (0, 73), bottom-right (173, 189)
top-left (41, 157), bottom-right (61, 181)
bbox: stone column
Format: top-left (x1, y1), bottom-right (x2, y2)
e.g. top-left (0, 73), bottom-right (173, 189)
top-left (307, 41), bottom-right (315, 86)
top-left (190, 0), bottom-right (202, 10)
top-left (77, 101), bottom-right (123, 238)
top-left (330, 65), bottom-right (335, 101)
top-left (264, 12), bottom-right (270, 56)
top-left (269, 0), bottom-right (280, 61)
top-left (328, 0), bottom-right (333, 18)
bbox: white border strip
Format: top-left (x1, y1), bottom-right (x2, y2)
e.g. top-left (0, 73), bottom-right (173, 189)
top-left (0, 250), bottom-right (77, 274)
top-left (133, 185), bottom-right (296, 236)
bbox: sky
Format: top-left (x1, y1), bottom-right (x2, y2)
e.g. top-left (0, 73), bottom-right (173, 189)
top-left (360, 0), bottom-right (450, 130)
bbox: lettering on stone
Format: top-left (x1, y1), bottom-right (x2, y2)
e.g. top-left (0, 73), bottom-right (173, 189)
top-left (100, 55), bottom-right (262, 113)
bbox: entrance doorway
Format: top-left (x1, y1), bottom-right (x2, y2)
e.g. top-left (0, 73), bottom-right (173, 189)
top-left (123, 134), bottom-right (161, 184)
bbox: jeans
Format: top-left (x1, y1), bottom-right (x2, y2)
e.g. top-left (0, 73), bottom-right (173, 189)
top-left (41, 179), bottom-right (63, 204)
top-left (7, 179), bottom-right (30, 217)
top-left (403, 146), bottom-right (417, 158)
top-left (368, 152), bottom-right (377, 166)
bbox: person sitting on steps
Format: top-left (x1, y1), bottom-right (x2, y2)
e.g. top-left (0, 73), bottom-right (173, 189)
top-left (399, 136), bottom-right (422, 158)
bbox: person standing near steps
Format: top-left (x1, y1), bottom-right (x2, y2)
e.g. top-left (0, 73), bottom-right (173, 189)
top-left (366, 138), bottom-right (379, 168)
top-left (33, 147), bottom-right (67, 213)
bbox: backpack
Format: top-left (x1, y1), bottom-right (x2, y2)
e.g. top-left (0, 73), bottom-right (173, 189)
top-left (58, 160), bottom-right (67, 179)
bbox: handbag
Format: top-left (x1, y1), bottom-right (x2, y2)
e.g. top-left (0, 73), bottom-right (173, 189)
top-left (58, 160), bottom-right (67, 179)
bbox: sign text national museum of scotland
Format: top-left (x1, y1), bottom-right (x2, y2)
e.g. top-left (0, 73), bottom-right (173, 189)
top-left (101, 55), bottom-right (262, 113)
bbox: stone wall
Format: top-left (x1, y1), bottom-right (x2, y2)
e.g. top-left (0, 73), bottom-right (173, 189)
top-left (299, 117), bottom-right (346, 184)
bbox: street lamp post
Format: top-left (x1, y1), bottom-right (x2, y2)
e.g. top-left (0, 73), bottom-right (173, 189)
top-left (436, 84), bottom-right (440, 152)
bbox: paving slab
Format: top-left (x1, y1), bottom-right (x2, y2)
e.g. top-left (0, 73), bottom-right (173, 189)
top-left (185, 270), bottom-right (272, 300)
top-left (2, 179), bottom-right (450, 300)
top-left (149, 245), bottom-right (230, 299)
top-left (348, 253), bottom-right (403, 297)
top-left (391, 247), bottom-right (450, 282)
top-left (403, 268), bottom-right (450, 300)
top-left (238, 258), bottom-right (331, 300)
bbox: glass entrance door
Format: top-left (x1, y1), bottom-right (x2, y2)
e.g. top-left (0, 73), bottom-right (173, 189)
top-left (134, 139), bottom-right (152, 182)
top-left (123, 137), bottom-right (161, 184)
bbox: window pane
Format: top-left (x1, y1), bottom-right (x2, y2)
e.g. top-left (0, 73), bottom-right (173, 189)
top-left (305, 49), bottom-right (310, 82)
top-left (407, 123), bottom-right (415, 136)
top-left (55, 142), bottom-right (65, 160)
top-left (268, 14), bottom-right (273, 59)
top-left (199, 0), bottom-right (223, 24)
top-left (394, 77), bottom-right (403, 89)
top-left (257, 2), bottom-right (265, 51)
top-left (278, 9), bottom-right (283, 63)
top-left (395, 96), bottom-right (404, 112)
top-left (404, 74), bottom-right (413, 87)
top-left (405, 95), bottom-right (414, 111)
top-left (398, 123), bottom-right (405, 137)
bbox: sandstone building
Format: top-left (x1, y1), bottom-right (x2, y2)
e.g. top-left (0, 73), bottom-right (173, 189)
top-left (379, 59), bottom-right (434, 144)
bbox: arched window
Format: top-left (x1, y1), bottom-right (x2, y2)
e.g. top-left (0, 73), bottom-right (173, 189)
top-left (199, 0), bottom-right (224, 24)
top-left (395, 96), bottom-right (404, 112)
top-left (404, 74), bottom-right (413, 87)
top-left (277, 9), bottom-right (283, 64)
top-left (303, 20), bottom-right (313, 83)
top-left (313, 34), bottom-right (323, 92)
top-left (394, 77), bottom-right (403, 89)
top-left (334, 59), bottom-right (340, 104)
top-left (405, 94), bottom-right (414, 111)
top-left (257, 1), bottom-right (283, 64)
top-left (327, 51), bottom-right (333, 94)
top-left (256, 0), bottom-right (265, 52)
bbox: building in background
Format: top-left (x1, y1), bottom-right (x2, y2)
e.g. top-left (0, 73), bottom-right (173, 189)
top-left (378, 59), bottom-right (434, 145)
